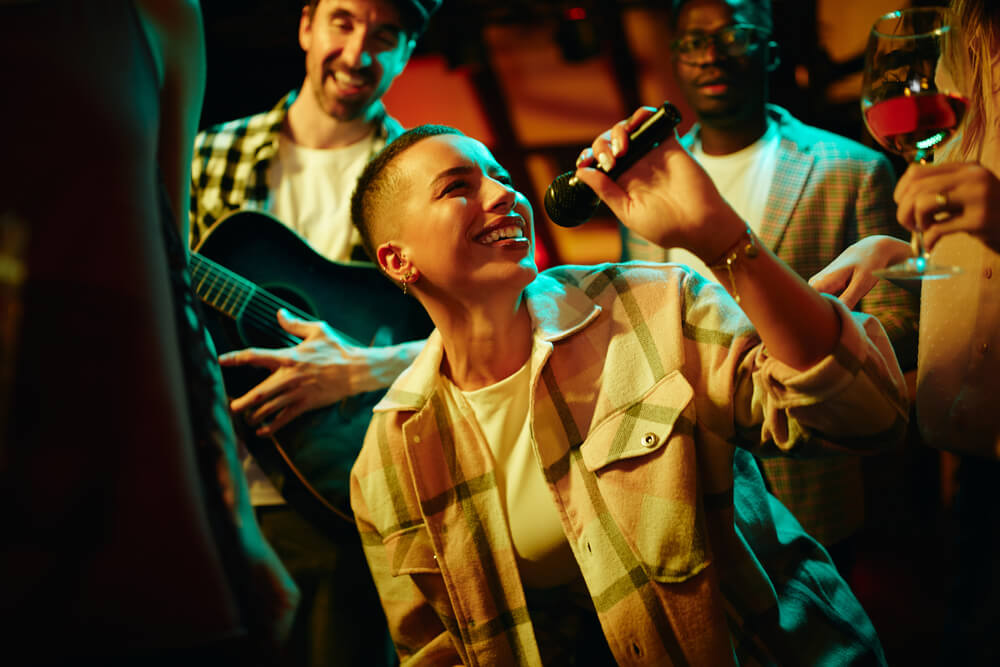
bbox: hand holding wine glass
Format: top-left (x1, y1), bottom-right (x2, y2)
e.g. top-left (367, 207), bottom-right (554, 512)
top-left (861, 6), bottom-right (966, 279)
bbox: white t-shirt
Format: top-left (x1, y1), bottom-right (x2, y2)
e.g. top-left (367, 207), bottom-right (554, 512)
top-left (668, 120), bottom-right (781, 279)
top-left (266, 132), bottom-right (376, 262)
top-left (448, 360), bottom-right (579, 589)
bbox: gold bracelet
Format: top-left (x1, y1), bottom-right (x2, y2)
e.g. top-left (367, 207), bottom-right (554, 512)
top-left (707, 226), bottom-right (759, 304)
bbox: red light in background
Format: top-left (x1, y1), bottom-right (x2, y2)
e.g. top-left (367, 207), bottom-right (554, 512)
top-left (567, 7), bottom-right (587, 21)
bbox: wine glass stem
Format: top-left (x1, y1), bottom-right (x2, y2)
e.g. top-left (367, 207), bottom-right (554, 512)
top-left (912, 154), bottom-right (933, 261)
top-left (913, 228), bottom-right (930, 261)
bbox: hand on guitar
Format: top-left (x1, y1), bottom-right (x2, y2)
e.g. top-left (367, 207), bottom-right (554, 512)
top-left (218, 308), bottom-right (424, 436)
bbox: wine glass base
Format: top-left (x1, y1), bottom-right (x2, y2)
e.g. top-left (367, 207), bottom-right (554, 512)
top-left (872, 257), bottom-right (963, 280)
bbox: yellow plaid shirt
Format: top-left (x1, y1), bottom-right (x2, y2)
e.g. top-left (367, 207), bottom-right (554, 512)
top-left (188, 91), bottom-right (403, 257)
top-left (351, 263), bottom-right (906, 665)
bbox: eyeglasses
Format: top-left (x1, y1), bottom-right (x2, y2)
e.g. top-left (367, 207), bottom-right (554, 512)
top-left (671, 24), bottom-right (766, 63)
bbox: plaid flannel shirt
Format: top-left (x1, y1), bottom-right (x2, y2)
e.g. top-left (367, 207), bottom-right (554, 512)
top-left (622, 105), bottom-right (919, 546)
top-left (351, 263), bottom-right (906, 666)
top-left (188, 90), bottom-right (404, 257)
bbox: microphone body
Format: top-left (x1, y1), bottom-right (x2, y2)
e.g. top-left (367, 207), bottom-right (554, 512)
top-left (544, 101), bottom-right (682, 228)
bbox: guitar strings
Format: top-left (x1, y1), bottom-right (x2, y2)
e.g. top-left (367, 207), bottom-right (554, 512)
top-left (190, 254), bottom-right (366, 348)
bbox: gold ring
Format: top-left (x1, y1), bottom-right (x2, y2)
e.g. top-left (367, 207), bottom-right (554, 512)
top-left (935, 191), bottom-right (949, 208)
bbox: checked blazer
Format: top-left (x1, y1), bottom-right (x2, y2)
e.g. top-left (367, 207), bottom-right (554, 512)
top-left (351, 263), bottom-right (907, 666)
top-left (188, 90), bottom-right (404, 256)
top-left (621, 105), bottom-right (919, 546)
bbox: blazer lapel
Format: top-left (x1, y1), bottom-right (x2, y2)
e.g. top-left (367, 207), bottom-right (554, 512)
top-left (758, 137), bottom-right (814, 253)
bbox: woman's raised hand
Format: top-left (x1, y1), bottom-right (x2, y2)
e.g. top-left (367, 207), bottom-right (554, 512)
top-left (573, 106), bottom-right (745, 263)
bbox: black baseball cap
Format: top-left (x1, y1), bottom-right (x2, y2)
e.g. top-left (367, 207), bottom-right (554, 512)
top-left (397, 0), bottom-right (442, 35)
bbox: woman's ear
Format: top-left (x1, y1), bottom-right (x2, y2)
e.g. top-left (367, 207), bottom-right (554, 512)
top-left (377, 242), bottom-right (417, 285)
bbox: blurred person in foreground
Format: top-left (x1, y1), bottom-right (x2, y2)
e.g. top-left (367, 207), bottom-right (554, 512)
top-left (0, 0), bottom-right (297, 664)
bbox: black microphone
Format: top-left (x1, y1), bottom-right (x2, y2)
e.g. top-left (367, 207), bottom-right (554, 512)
top-left (543, 101), bottom-right (683, 228)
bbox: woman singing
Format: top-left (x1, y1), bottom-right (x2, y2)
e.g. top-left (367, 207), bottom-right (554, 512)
top-left (348, 108), bottom-right (906, 665)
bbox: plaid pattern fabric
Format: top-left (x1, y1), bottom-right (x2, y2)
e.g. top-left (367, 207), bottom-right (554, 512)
top-left (622, 105), bottom-right (919, 546)
top-left (351, 263), bottom-right (906, 666)
top-left (188, 91), bottom-right (403, 256)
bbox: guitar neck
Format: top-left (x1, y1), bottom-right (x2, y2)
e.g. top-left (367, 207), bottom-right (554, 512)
top-left (189, 251), bottom-right (315, 348)
top-left (190, 252), bottom-right (259, 321)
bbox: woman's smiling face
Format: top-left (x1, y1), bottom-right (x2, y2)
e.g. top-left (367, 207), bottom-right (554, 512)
top-left (386, 133), bottom-right (537, 301)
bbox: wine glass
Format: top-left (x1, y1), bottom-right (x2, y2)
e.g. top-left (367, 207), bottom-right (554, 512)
top-left (861, 6), bottom-right (966, 280)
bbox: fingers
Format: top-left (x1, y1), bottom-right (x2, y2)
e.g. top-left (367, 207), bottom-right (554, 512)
top-left (572, 106), bottom-right (663, 218)
top-left (894, 161), bottom-right (966, 203)
top-left (809, 265), bottom-right (872, 309)
top-left (837, 273), bottom-right (878, 310)
top-left (228, 367), bottom-right (296, 412)
top-left (807, 264), bottom-right (870, 309)
top-left (895, 165), bottom-right (949, 227)
top-left (895, 162), bottom-right (987, 235)
top-left (218, 347), bottom-right (282, 370)
top-left (808, 265), bottom-right (851, 298)
top-left (576, 107), bottom-right (658, 173)
top-left (232, 377), bottom-right (307, 436)
top-left (579, 128), bottom-right (617, 172)
top-left (807, 236), bottom-right (910, 308)
top-left (897, 187), bottom-right (955, 234)
top-left (921, 214), bottom-right (972, 252)
top-left (229, 384), bottom-right (266, 415)
top-left (574, 164), bottom-right (628, 220)
top-left (912, 165), bottom-right (1000, 252)
top-left (276, 308), bottom-right (321, 339)
top-left (248, 397), bottom-right (303, 436)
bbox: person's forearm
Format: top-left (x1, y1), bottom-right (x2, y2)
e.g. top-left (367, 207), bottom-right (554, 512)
top-left (709, 229), bottom-right (841, 371)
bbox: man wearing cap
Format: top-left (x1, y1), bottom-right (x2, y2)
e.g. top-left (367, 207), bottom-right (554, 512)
top-left (189, 1), bottom-right (440, 665)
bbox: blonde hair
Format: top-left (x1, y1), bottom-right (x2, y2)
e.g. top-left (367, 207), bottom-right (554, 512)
top-left (940, 0), bottom-right (1000, 162)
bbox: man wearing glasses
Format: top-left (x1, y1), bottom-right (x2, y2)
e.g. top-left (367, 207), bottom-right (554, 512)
top-left (621, 0), bottom-right (919, 579)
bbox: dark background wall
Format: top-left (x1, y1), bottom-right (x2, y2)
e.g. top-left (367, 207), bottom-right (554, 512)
top-left (197, 0), bottom-right (919, 263)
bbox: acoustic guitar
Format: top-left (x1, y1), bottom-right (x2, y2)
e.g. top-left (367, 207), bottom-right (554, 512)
top-left (192, 211), bottom-right (433, 531)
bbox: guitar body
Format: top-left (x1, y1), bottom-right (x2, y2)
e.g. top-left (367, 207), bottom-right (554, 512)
top-left (193, 211), bottom-right (433, 529)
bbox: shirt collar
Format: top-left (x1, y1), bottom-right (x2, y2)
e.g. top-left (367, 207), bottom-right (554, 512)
top-left (374, 271), bottom-right (602, 412)
top-left (257, 91), bottom-right (401, 159)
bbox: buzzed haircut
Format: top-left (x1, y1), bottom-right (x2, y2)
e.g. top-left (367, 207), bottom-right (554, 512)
top-left (351, 124), bottom-right (464, 266)
top-left (669, 0), bottom-right (773, 36)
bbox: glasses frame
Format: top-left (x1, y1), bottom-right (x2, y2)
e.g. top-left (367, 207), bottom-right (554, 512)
top-left (671, 23), bottom-right (767, 64)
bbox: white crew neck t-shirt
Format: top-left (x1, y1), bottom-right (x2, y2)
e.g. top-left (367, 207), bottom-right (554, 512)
top-left (266, 131), bottom-right (375, 262)
top-left (447, 360), bottom-right (580, 589)
top-left (668, 120), bottom-right (781, 279)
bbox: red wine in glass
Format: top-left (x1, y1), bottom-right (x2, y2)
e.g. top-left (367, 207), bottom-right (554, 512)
top-left (864, 92), bottom-right (968, 161)
top-left (860, 7), bottom-right (964, 280)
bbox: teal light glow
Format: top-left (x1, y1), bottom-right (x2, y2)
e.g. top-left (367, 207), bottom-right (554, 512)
top-left (916, 132), bottom-right (946, 150)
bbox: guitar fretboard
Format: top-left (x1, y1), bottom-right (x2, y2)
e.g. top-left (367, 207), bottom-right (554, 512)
top-left (190, 253), bottom-right (256, 320)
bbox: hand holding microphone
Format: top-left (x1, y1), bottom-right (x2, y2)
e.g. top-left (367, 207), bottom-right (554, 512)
top-left (557, 103), bottom-right (746, 263)
top-left (544, 101), bottom-right (683, 228)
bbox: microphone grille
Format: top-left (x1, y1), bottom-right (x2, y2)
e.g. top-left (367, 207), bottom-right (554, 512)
top-left (543, 172), bottom-right (601, 228)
